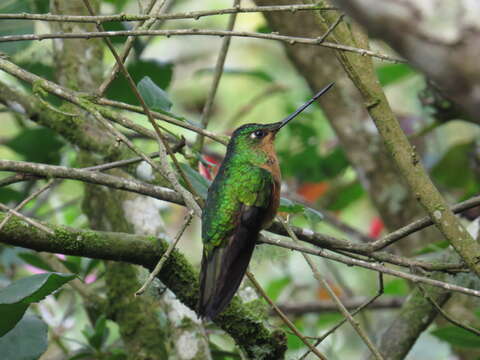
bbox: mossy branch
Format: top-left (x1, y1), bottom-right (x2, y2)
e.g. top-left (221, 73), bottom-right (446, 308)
top-left (0, 213), bottom-right (286, 359)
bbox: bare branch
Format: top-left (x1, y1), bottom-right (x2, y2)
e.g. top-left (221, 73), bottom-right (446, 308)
top-left (0, 29), bottom-right (404, 63)
top-left (194, 0), bottom-right (240, 151)
top-left (0, 159), bottom-right (184, 205)
top-left (0, 4), bottom-right (337, 23)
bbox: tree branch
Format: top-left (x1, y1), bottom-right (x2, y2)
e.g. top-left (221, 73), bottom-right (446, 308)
top-left (0, 29), bottom-right (403, 62)
top-left (0, 213), bottom-right (287, 359)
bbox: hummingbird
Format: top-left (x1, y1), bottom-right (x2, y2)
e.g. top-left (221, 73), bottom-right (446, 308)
top-left (198, 83), bottom-right (335, 319)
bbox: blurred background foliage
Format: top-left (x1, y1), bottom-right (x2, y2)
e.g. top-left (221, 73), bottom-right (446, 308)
top-left (1, 0), bottom-right (480, 359)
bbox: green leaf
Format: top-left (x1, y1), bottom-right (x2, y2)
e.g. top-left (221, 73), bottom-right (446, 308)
top-left (102, 0), bottom-right (129, 11)
top-left (103, 21), bottom-right (129, 44)
top-left (414, 240), bottom-right (450, 255)
top-left (383, 278), bottom-right (409, 296)
top-left (327, 182), bottom-right (365, 211)
top-left (0, 272), bottom-right (75, 336)
top-left (0, 188), bottom-right (23, 203)
top-left (82, 315), bottom-right (109, 350)
top-left (137, 76), bottom-right (172, 112)
top-left (0, 315), bottom-right (48, 360)
top-left (106, 60), bottom-right (173, 105)
top-left (431, 142), bottom-right (476, 190)
top-left (179, 163), bottom-right (210, 200)
top-left (376, 64), bottom-right (415, 86)
top-left (6, 127), bottom-right (64, 164)
top-left (18, 252), bottom-right (54, 272)
top-left (31, 0), bottom-right (49, 13)
top-left (0, 1), bottom-right (34, 55)
top-left (303, 207), bottom-right (324, 224)
top-left (266, 277), bottom-right (290, 301)
top-left (431, 326), bottom-right (480, 348)
top-left (278, 198), bottom-right (304, 214)
top-left (278, 198), bottom-right (323, 224)
top-left (62, 256), bottom-right (82, 274)
top-left (196, 68), bottom-right (274, 82)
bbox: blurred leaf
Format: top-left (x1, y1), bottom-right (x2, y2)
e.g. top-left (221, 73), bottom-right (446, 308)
top-left (69, 351), bottom-right (95, 360)
top-left (0, 188), bottom-right (23, 203)
top-left (376, 64), bottom-right (415, 86)
top-left (6, 127), bottom-right (64, 164)
top-left (0, 247), bottom-right (25, 268)
top-left (106, 60), bottom-right (173, 105)
top-left (317, 312), bottom-right (343, 327)
top-left (18, 252), bottom-right (54, 272)
top-left (103, 21), bottom-right (129, 44)
top-left (414, 240), bottom-right (450, 255)
top-left (102, 0), bottom-right (129, 11)
top-left (431, 142), bottom-right (477, 190)
top-left (16, 61), bottom-right (54, 82)
top-left (327, 182), bottom-right (365, 211)
top-left (304, 207), bottom-right (324, 224)
top-left (0, 272), bottom-right (75, 336)
top-left (84, 258), bottom-right (101, 277)
top-left (266, 277), bottom-right (290, 301)
top-left (31, 0), bottom-right (49, 13)
top-left (256, 24), bottom-right (272, 34)
top-left (0, 315), bottom-right (48, 360)
top-left (321, 147), bottom-right (349, 178)
top-left (138, 76), bottom-right (172, 112)
top-left (0, 2), bottom-right (34, 55)
top-left (284, 320), bottom-right (305, 350)
top-left (82, 315), bottom-right (109, 350)
top-left (280, 135), bottom-right (349, 182)
top-left (431, 326), bottom-right (480, 348)
top-left (384, 278), bottom-right (409, 296)
top-left (278, 198), bottom-right (304, 214)
top-left (62, 255), bottom-right (82, 274)
top-left (279, 198), bottom-right (324, 224)
top-left (179, 163), bottom-right (211, 200)
top-left (197, 68), bottom-right (274, 82)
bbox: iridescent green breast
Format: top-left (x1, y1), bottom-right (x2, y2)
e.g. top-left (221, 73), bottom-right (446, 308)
top-left (202, 158), bottom-right (273, 251)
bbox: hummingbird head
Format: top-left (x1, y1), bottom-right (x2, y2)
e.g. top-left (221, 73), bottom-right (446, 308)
top-left (225, 82), bottom-right (335, 165)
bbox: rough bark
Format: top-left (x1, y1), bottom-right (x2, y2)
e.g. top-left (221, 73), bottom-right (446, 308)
top-left (332, 0), bottom-right (480, 123)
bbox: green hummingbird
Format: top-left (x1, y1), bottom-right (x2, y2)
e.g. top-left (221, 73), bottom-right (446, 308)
top-left (198, 83), bottom-right (334, 319)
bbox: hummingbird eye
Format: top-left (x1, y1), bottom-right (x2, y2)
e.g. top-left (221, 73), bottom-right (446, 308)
top-left (251, 130), bottom-right (266, 139)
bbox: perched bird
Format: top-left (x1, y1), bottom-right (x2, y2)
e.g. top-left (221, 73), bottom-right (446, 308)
top-left (198, 83), bottom-right (334, 319)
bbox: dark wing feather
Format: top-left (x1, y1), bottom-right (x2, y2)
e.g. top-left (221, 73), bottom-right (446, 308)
top-left (198, 204), bottom-right (266, 319)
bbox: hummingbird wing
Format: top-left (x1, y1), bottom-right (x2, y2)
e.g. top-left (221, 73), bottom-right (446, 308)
top-left (198, 166), bottom-right (274, 319)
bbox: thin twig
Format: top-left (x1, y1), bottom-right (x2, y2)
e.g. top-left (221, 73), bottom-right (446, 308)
top-left (82, 0), bottom-right (203, 216)
top-left (298, 274), bottom-right (385, 360)
top-left (418, 285), bottom-right (480, 337)
top-left (0, 159), bottom-right (184, 205)
top-left (98, 0), bottom-right (166, 95)
top-left (135, 211), bottom-right (194, 296)
top-left (246, 271), bottom-right (328, 360)
top-left (258, 236), bottom-right (480, 298)
top-left (97, 98), bottom-right (228, 145)
top-left (0, 5), bottom-right (337, 23)
top-left (316, 13), bottom-right (345, 43)
top-left (277, 294), bottom-right (401, 315)
top-left (194, 0), bottom-right (240, 151)
top-left (0, 179), bottom-right (54, 231)
top-left (0, 29), bottom-right (404, 63)
top-left (227, 84), bottom-right (288, 126)
top-left (281, 218), bottom-right (384, 360)
top-left (0, 202), bottom-right (53, 234)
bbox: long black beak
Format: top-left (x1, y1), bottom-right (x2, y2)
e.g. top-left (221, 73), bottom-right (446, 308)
top-left (273, 82), bottom-right (334, 131)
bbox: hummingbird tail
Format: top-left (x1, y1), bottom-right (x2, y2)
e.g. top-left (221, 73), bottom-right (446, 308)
top-left (197, 227), bottom-right (257, 320)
